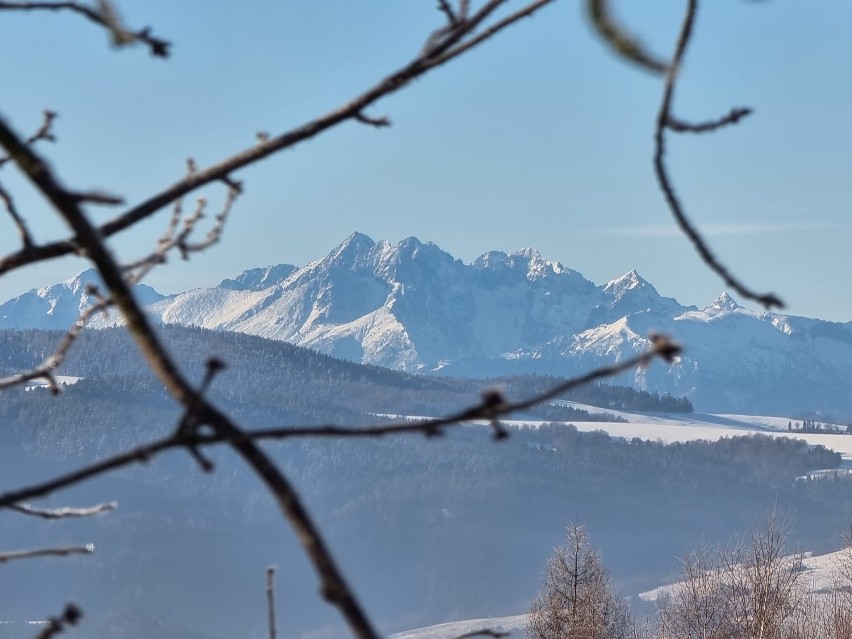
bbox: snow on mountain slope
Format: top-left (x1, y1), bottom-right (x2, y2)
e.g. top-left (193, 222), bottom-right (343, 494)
top-left (218, 263), bottom-right (297, 291)
top-left (2, 233), bottom-right (851, 416)
top-left (0, 269), bottom-right (164, 330)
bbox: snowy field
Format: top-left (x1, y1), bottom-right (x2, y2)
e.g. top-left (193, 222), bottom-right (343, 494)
top-left (491, 402), bottom-right (852, 460)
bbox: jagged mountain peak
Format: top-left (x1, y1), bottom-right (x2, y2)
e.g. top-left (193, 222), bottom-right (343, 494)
top-left (326, 231), bottom-right (376, 262)
top-left (510, 247), bottom-right (542, 260)
top-left (508, 247), bottom-right (568, 279)
top-left (2, 267), bottom-right (163, 330)
top-left (45, 268), bottom-right (100, 296)
top-left (219, 264), bottom-right (297, 291)
top-left (705, 292), bottom-right (742, 313)
top-left (5, 233), bottom-right (852, 416)
top-left (394, 236), bottom-right (449, 260)
top-left (343, 230), bottom-right (375, 246)
top-left (398, 235), bottom-right (422, 250)
top-left (603, 269), bottom-right (657, 300)
top-left (472, 248), bottom-right (571, 281)
top-left (472, 250), bottom-right (511, 270)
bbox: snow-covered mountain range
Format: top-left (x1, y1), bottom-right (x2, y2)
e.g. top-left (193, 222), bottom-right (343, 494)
top-left (2, 232), bottom-right (851, 415)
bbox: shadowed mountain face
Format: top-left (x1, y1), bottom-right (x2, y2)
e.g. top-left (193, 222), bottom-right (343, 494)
top-left (2, 233), bottom-right (851, 416)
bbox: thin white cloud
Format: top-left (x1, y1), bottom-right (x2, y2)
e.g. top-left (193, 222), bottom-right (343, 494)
top-left (589, 221), bottom-right (838, 238)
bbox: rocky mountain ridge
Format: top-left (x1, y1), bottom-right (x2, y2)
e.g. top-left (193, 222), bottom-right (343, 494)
top-left (2, 232), bottom-right (850, 415)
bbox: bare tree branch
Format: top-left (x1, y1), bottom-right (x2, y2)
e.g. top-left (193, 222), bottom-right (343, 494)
top-left (0, 544), bottom-right (93, 563)
top-left (426, 0), bottom-right (555, 67)
top-left (0, 1), bottom-right (169, 56)
top-left (436, 0), bottom-right (458, 26)
top-left (9, 501), bottom-right (116, 519)
top-left (0, 110), bottom-right (58, 247)
top-left (653, 0), bottom-right (783, 309)
top-left (68, 189), bottom-right (124, 206)
top-left (354, 112), bottom-right (392, 128)
top-left (667, 107), bottom-right (753, 134)
top-left (33, 604), bottom-right (82, 639)
top-left (0, 109), bottom-right (56, 169)
top-left (0, 181), bottom-right (35, 247)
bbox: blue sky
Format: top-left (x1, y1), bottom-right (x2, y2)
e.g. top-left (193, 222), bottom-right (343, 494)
top-left (0, 1), bottom-right (850, 320)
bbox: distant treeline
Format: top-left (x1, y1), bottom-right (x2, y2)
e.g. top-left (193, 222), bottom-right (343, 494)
top-left (495, 374), bottom-right (694, 413)
top-left (525, 402), bottom-right (628, 423)
top-left (0, 327), bottom-right (693, 422)
top-left (788, 418), bottom-right (852, 435)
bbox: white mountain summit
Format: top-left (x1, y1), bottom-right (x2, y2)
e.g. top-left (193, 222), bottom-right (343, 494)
top-left (2, 233), bottom-right (851, 415)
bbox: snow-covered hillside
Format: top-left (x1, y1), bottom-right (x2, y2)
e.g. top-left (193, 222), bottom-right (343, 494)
top-left (2, 233), bottom-right (852, 415)
top-left (391, 545), bottom-right (851, 638)
top-left (639, 547), bottom-right (852, 604)
top-left (496, 404), bottom-right (852, 461)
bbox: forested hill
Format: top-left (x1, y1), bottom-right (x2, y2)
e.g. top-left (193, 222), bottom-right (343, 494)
top-left (0, 326), bottom-right (691, 426)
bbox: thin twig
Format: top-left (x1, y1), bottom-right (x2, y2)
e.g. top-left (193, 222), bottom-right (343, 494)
top-left (0, 441), bottom-right (175, 506)
top-left (267, 566), bottom-right (278, 639)
top-left (0, 1), bottom-right (169, 56)
top-left (177, 187), bottom-right (239, 258)
top-left (0, 544), bottom-right (93, 563)
top-left (354, 112), bottom-right (392, 128)
top-left (427, 0), bottom-right (555, 68)
top-left (652, 0), bottom-right (783, 309)
top-left (667, 107), bottom-right (752, 134)
top-left (0, 181), bottom-right (34, 247)
top-left (0, 109), bottom-right (56, 169)
top-left (437, 0), bottom-right (458, 25)
top-left (9, 501), bottom-right (116, 519)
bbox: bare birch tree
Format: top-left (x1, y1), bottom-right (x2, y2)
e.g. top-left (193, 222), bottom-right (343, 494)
top-left (656, 517), bottom-right (806, 639)
top-left (657, 544), bottom-right (729, 639)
